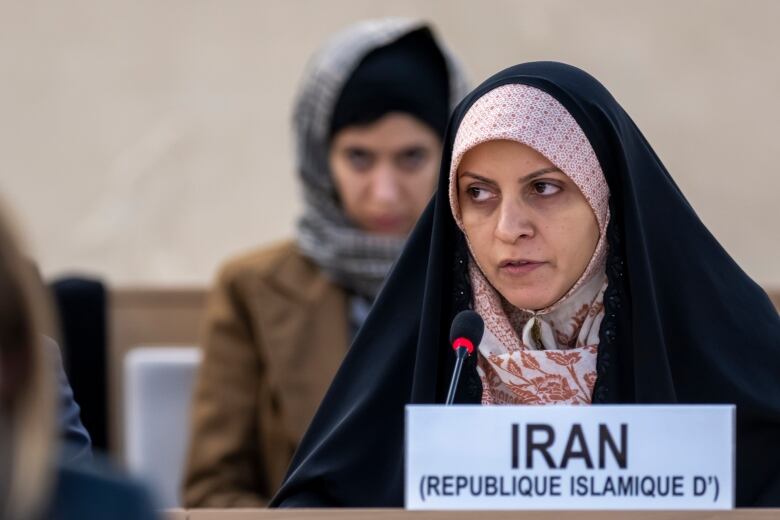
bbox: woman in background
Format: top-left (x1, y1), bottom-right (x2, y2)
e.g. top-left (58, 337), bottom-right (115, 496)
top-left (183, 18), bottom-right (469, 507)
top-left (0, 202), bottom-right (157, 520)
top-left (271, 61), bottom-right (780, 507)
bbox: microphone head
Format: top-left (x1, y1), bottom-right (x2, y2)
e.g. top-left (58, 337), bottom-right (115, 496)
top-left (449, 310), bottom-right (484, 355)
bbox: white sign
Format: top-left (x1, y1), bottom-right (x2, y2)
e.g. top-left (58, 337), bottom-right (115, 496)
top-left (405, 405), bottom-right (734, 510)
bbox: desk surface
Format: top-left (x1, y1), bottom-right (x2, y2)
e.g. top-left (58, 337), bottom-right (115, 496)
top-left (166, 509), bottom-right (780, 520)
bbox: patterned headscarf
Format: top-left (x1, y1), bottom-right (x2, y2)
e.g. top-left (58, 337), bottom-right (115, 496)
top-left (448, 84), bottom-right (611, 405)
top-left (294, 18), bottom-right (470, 299)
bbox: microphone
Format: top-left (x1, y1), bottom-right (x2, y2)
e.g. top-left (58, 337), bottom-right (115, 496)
top-left (445, 310), bottom-right (484, 405)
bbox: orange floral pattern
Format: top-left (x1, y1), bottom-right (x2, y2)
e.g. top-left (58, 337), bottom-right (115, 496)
top-left (479, 342), bottom-right (598, 405)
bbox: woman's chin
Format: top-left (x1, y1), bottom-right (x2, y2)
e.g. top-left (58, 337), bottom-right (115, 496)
top-left (500, 289), bottom-right (558, 312)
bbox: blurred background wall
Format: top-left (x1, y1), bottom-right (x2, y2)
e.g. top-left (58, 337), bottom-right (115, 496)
top-left (1, 0), bottom-right (778, 288)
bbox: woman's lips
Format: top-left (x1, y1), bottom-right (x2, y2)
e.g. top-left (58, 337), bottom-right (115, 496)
top-left (498, 259), bottom-right (546, 275)
top-left (370, 215), bottom-right (406, 233)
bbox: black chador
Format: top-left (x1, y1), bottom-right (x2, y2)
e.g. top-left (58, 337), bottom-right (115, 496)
top-left (271, 62), bottom-right (780, 508)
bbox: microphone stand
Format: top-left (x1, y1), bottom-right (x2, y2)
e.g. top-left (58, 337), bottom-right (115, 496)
top-left (445, 346), bottom-right (469, 405)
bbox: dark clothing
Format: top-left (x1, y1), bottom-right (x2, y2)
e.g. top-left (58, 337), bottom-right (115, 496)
top-left (48, 338), bottom-right (92, 465)
top-left (48, 465), bottom-right (158, 520)
top-left (51, 278), bottom-right (108, 450)
top-left (271, 62), bottom-right (780, 507)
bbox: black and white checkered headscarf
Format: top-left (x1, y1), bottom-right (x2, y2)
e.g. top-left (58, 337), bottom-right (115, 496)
top-left (294, 18), bottom-right (470, 299)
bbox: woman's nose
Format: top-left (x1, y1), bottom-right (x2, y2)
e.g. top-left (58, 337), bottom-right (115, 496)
top-left (494, 199), bottom-right (534, 244)
top-left (370, 167), bottom-right (402, 205)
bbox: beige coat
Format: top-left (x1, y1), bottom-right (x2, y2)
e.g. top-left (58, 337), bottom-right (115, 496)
top-left (183, 241), bottom-right (349, 507)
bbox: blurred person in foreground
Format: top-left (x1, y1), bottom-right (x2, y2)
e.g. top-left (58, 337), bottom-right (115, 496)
top-left (183, 18), bottom-right (469, 507)
top-left (22, 262), bottom-right (93, 465)
top-left (0, 202), bottom-right (158, 520)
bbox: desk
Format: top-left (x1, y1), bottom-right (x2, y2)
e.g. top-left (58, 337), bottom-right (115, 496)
top-left (166, 509), bottom-right (779, 519)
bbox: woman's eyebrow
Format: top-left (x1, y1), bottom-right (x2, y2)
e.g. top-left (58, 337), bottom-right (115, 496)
top-left (392, 145), bottom-right (428, 155)
top-left (460, 171), bottom-right (498, 185)
top-left (341, 145), bottom-right (373, 154)
top-left (460, 167), bottom-right (562, 185)
top-left (522, 167), bottom-right (562, 181)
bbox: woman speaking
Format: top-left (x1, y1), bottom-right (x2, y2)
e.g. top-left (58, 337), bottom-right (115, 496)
top-left (271, 61), bottom-right (780, 507)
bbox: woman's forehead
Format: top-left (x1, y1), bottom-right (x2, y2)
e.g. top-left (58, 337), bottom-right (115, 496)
top-left (457, 140), bottom-right (555, 170)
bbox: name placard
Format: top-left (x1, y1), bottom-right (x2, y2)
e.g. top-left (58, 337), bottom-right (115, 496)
top-left (405, 405), bottom-right (734, 510)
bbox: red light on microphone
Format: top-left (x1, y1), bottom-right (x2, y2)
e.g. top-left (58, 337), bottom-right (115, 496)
top-left (451, 337), bottom-right (474, 355)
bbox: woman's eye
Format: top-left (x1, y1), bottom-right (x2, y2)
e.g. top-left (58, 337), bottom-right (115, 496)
top-left (532, 181), bottom-right (561, 196)
top-left (396, 148), bottom-right (428, 172)
top-left (346, 149), bottom-right (374, 171)
top-left (467, 186), bottom-right (494, 202)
